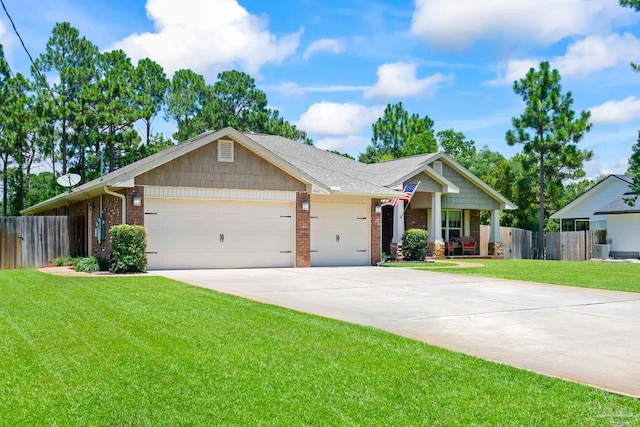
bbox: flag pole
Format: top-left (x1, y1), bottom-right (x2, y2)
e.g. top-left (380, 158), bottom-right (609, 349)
top-left (403, 181), bottom-right (420, 213)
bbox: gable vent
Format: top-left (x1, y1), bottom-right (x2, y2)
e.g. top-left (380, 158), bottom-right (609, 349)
top-left (433, 160), bottom-right (443, 174)
top-left (218, 139), bottom-right (234, 162)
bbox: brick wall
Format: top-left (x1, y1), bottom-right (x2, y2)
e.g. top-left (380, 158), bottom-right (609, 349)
top-left (470, 210), bottom-right (480, 243)
top-left (296, 192), bottom-right (310, 267)
top-left (405, 208), bottom-right (427, 230)
top-left (125, 186), bottom-right (145, 226)
top-left (371, 200), bottom-right (381, 265)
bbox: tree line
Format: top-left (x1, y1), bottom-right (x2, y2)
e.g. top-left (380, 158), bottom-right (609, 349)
top-left (0, 22), bottom-right (309, 216)
top-left (1, 15), bottom-right (639, 256)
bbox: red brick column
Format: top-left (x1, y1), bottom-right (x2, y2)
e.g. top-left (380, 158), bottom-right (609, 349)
top-left (125, 186), bottom-right (145, 226)
top-left (296, 192), bottom-right (310, 267)
top-left (371, 199), bottom-right (381, 265)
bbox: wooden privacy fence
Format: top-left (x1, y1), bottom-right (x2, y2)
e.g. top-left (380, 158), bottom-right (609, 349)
top-left (0, 216), bottom-right (70, 269)
top-left (544, 230), bottom-right (605, 261)
top-left (479, 226), bottom-right (533, 259)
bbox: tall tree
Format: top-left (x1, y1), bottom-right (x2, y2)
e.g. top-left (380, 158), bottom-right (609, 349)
top-left (625, 131), bottom-right (640, 202)
top-left (506, 61), bottom-right (592, 258)
top-left (437, 129), bottom-right (477, 169)
top-left (619, 1), bottom-right (640, 200)
top-left (361, 102), bottom-right (437, 163)
top-left (35, 22), bottom-right (96, 176)
top-left (136, 58), bottom-right (168, 145)
top-left (165, 69), bottom-right (207, 141)
top-left (94, 49), bottom-right (142, 174)
top-left (204, 70), bottom-right (268, 131)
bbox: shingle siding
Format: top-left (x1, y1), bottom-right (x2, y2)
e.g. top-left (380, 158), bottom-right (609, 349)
top-left (438, 164), bottom-right (500, 210)
top-left (136, 139), bottom-right (306, 192)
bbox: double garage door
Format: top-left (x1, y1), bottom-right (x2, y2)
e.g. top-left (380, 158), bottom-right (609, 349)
top-left (145, 198), bottom-right (294, 270)
top-left (145, 198), bottom-right (369, 270)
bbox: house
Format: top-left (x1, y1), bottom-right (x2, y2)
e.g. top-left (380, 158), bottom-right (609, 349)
top-left (23, 127), bottom-right (516, 269)
top-left (550, 175), bottom-right (639, 258)
top-left (593, 194), bottom-right (640, 259)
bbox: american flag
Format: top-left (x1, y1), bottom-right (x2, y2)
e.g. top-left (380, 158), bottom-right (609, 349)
top-left (381, 183), bottom-right (419, 207)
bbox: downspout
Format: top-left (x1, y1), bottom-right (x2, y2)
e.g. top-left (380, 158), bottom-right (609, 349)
top-left (103, 186), bottom-right (126, 224)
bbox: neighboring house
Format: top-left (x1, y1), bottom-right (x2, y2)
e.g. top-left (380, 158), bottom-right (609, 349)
top-left (23, 127), bottom-right (515, 269)
top-left (593, 194), bottom-right (640, 259)
top-left (550, 175), bottom-right (638, 258)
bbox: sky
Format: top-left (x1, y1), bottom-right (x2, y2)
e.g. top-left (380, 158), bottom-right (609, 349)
top-left (2, 0), bottom-right (640, 179)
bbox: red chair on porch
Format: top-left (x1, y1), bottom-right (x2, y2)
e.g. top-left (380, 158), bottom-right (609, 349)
top-left (446, 241), bottom-right (455, 256)
top-left (460, 236), bottom-right (477, 255)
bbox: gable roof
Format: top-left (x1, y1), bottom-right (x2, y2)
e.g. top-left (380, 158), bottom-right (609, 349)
top-left (550, 175), bottom-right (633, 219)
top-left (23, 127), bottom-right (516, 214)
top-left (594, 193), bottom-right (640, 215)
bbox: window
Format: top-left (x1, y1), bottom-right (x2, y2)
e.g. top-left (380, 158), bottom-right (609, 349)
top-left (218, 139), bottom-right (234, 162)
top-left (441, 209), bottom-right (462, 241)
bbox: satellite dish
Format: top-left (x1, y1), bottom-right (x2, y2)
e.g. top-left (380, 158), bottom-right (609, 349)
top-left (56, 173), bottom-right (81, 192)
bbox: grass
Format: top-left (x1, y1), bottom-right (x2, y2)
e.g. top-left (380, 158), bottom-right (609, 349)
top-left (384, 261), bottom-right (459, 268)
top-left (1, 270), bottom-right (639, 426)
top-left (391, 259), bottom-right (640, 293)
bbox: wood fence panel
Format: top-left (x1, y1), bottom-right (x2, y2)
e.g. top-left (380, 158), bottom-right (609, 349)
top-left (0, 217), bottom-right (69, 269)
top-left (479, 225), bottom-right (490, 257)
top-left (545, 232), bottom-right (562, 260)
top-left (479, 225), bottom-right (532, 259)
top-left (545, 231), bottom-right (587, 261)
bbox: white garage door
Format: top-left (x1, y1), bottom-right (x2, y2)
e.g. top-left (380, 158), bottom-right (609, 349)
top-left (311, 203), bottom-right (369, 267)
top-left (145, 198), bottom-right (294, 270)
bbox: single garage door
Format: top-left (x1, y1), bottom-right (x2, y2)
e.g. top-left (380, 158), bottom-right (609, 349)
top-left (145, 198), bottom-right (294, 269)
top-left (311, 203), bottom-right (369, 266)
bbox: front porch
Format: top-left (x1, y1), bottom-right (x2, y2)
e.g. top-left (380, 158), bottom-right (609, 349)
top-left (382, 195), bottom-right (505, 260)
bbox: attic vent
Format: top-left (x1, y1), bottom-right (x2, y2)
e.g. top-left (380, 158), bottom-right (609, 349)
top-left (218, 139), bottom-right (234, 162)
top-left (433, 160), bottom-right (443, 174)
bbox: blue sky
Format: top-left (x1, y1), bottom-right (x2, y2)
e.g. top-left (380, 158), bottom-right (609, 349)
top-left (2, 0), bottom-right (640, 178)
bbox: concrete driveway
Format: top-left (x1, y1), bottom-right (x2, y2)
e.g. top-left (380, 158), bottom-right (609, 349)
top-left (153, 266), bottom-right (640, 397)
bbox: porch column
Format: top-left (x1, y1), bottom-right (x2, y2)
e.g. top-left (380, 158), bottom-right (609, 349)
top-left (488, 209), bottom-right (504, 258)
top-left (391, 200), bottom-right (405, 243)
top-left (429, 193), bottom-right (443, 243)
top-left (390, 200), bottom-right (404, 260)
top-left (429, 192), bottom-right (445, 258)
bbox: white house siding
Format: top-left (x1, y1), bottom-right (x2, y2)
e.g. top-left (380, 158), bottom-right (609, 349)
top-left (606, 214), bottom-right (640, 257)
top-left (552, 178), bottom-right (631, 221)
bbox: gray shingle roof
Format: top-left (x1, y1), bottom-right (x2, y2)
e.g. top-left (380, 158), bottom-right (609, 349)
top-left (594, 193), bottom-right (640, 215)
top-left (24, 128), bottom-right (514, 213)
top-left (246, 133), bottom-right (402, 195)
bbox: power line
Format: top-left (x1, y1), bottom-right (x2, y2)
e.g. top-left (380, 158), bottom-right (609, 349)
top-left (0, 0), bottom-right (57, 102)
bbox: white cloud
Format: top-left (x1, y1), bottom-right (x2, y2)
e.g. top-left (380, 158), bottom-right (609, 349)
top-left (411, 0), bottom-right (633, 49)
top-left (110, 0), bottom-right (301, 78)
top-left (296, 102), bottom-right (384, 136)
top-left (590, 96), bottom-right (640, 124)
top-left (264, 81), bottom-right (370, 96)
top-left (492, 33), bottom-right (640, 85)
top-left (315, 135), bottom-right (368, 152)
top-left (303, 38), bottom-right (345, 60)
top-left (364, 62), bottom-right (451, 100)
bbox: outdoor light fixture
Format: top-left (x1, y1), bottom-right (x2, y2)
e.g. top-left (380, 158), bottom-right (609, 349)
top-left (301, 198), bottom-right (310, 211)
top-left (88, 202), bottom-right (94, 211)
top-left (132, 192), bottom-right (142, 207)
top-left (375, 203), bottom-right (382, 214)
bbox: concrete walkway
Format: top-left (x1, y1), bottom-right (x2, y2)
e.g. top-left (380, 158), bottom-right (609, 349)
top-left (153, 267), bottom-right (640, 397)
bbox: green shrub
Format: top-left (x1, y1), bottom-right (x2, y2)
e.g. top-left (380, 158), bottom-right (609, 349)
top-left (54, 256), bottom-right (76, 266)
top-left (75, 257), bottom-right (99, 273)
top-left (402, 229), bottom-right (429, 261)
top-left (95, 256), bottom-right (111, 272)
top-left (110, 225), bottom-right (147, 274)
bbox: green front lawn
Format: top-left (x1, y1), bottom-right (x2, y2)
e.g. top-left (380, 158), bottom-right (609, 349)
top-left (409, 259), bottom-right (640, 293)
top-left (1, 270), bottom-right (639, 425)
